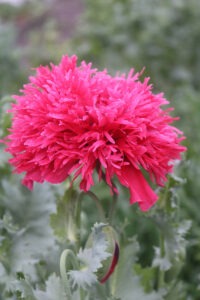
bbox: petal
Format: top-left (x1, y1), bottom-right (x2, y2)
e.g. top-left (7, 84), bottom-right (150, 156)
top-left (117, 165), bottom-right (158, 211)
top-left (100, 242), bottom-right (120, 284)
top-left (22, 177), bottom-right (34, 190)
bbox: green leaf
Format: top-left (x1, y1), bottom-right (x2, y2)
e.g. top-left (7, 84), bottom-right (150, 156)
top-left (110, 237), bottom-right (164, 300)
top-left (0, 95), bottom-right (13, 137)
top-left (34, 274), bottom-right (66, 300)
top-left (161, 219), bottom-right (191, 265)
top-left (12, 272), bottom-right (69, 300)
top-left (13, 276), bottom-right (37, 300)
top-left (152, 247), bottom-right (172, 271)
top-left (50, 186), bottom-right (80, 245)
top-left (12, 273), bottom-right (66, 300)
top-left (0, 176), bottom-right (59, 285)
top-left (88, 223), bottom-right (113, 271)
top-left (0, 211), bottom-right (19, 234)
top-left (134, 264), bottom-right (156, 293)
top-left (68, 223), bottom-right (111, 289)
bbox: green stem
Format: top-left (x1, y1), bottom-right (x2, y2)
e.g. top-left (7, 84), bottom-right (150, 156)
top-left (157, 232), bottom-right (165, 290)
top-left (60, 249), bottom-right (79, 299)
top-left (74, 193), bottom-right (82, 251)
top-left (100, 169), bottom-right (118, 223)
top-left (108, 192), bottom-right (118, 224)
top-left (82, 191), bottom-right (107, 222)
top-left (162, 176), bottom-right (172, 213)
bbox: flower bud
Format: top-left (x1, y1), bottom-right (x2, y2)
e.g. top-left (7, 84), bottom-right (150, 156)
top-left (86, 225), bottom-right (119, 283)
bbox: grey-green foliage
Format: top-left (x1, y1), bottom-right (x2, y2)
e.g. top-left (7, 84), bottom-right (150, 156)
top-left (0, 173), bottom-right (60, 298)
top-left (111, 238), bottom-right (164, 300)
top-left (74, 0), bottom-right (200, 91)
top-left (0, 23), bottom-right (25, 98)
top-left (68, 223), bottom-right (111, 289)
top-left (12, 273), bottom-right (66, 300)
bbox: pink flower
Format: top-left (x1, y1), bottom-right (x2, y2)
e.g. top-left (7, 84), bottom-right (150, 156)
top-left (4, 55), bottom-right (186, 211)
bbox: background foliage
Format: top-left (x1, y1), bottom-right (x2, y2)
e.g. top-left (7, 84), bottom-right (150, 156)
top-left (0, 0), bottom-right (200, 299)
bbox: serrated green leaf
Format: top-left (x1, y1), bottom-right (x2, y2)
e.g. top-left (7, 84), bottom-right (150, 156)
top-left (110, 238), bottom-right (164, 300)
top-left (164, 281), bottom-right (188, 300)
top-left (152, 247), bottom-right (172, 271)
top-left (0, 262), bottom-right (16, 298)
top-left (34, 274), bottom-right (66, 300)
top-left (0, 176), bottom-right (59, 283)
top-left (134, 264), bottom-right (156, 293)
top-left (0, 211), bottom-right (19, 234)
top-left (0, 238), bottom-right (12, 270)
top-left (89, 223), bottom-right (112, 270)
top-left (164, 220), bottom-right (191, 263)
top-left (68, 253), bottom-right (98, 289)
top-left (50, 186), bottom-right (80, 245)
top-left (11, 273), bottom-right (66, 300)
top-left (12, 277), bottom-right (37, 300)
top-left (68, 223), bottom-right (111, 289)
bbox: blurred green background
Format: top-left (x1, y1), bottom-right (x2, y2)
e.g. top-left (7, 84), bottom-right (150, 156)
top-left (0, 0), bottom-right (200, 299)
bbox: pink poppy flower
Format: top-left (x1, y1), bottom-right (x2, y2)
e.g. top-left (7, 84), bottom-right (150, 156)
top-left (4, 55), bottom-right (186, 211)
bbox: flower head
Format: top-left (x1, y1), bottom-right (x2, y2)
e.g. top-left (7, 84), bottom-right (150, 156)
top-left (4, 55), bottom-right (186, 211)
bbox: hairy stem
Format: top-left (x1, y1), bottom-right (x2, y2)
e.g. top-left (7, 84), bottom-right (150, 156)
top-left (108, 192), bottom-right (118, 224)
top-left (157, 231), bottom-right (165, 290)
top-left (82, 191), bottom-right (107, 222)
top-left (60, 249), bottom-right (79, 299)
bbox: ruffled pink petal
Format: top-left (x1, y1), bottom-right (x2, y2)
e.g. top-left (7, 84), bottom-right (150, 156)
top-left (117, 165), bottom-right (158, 211)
